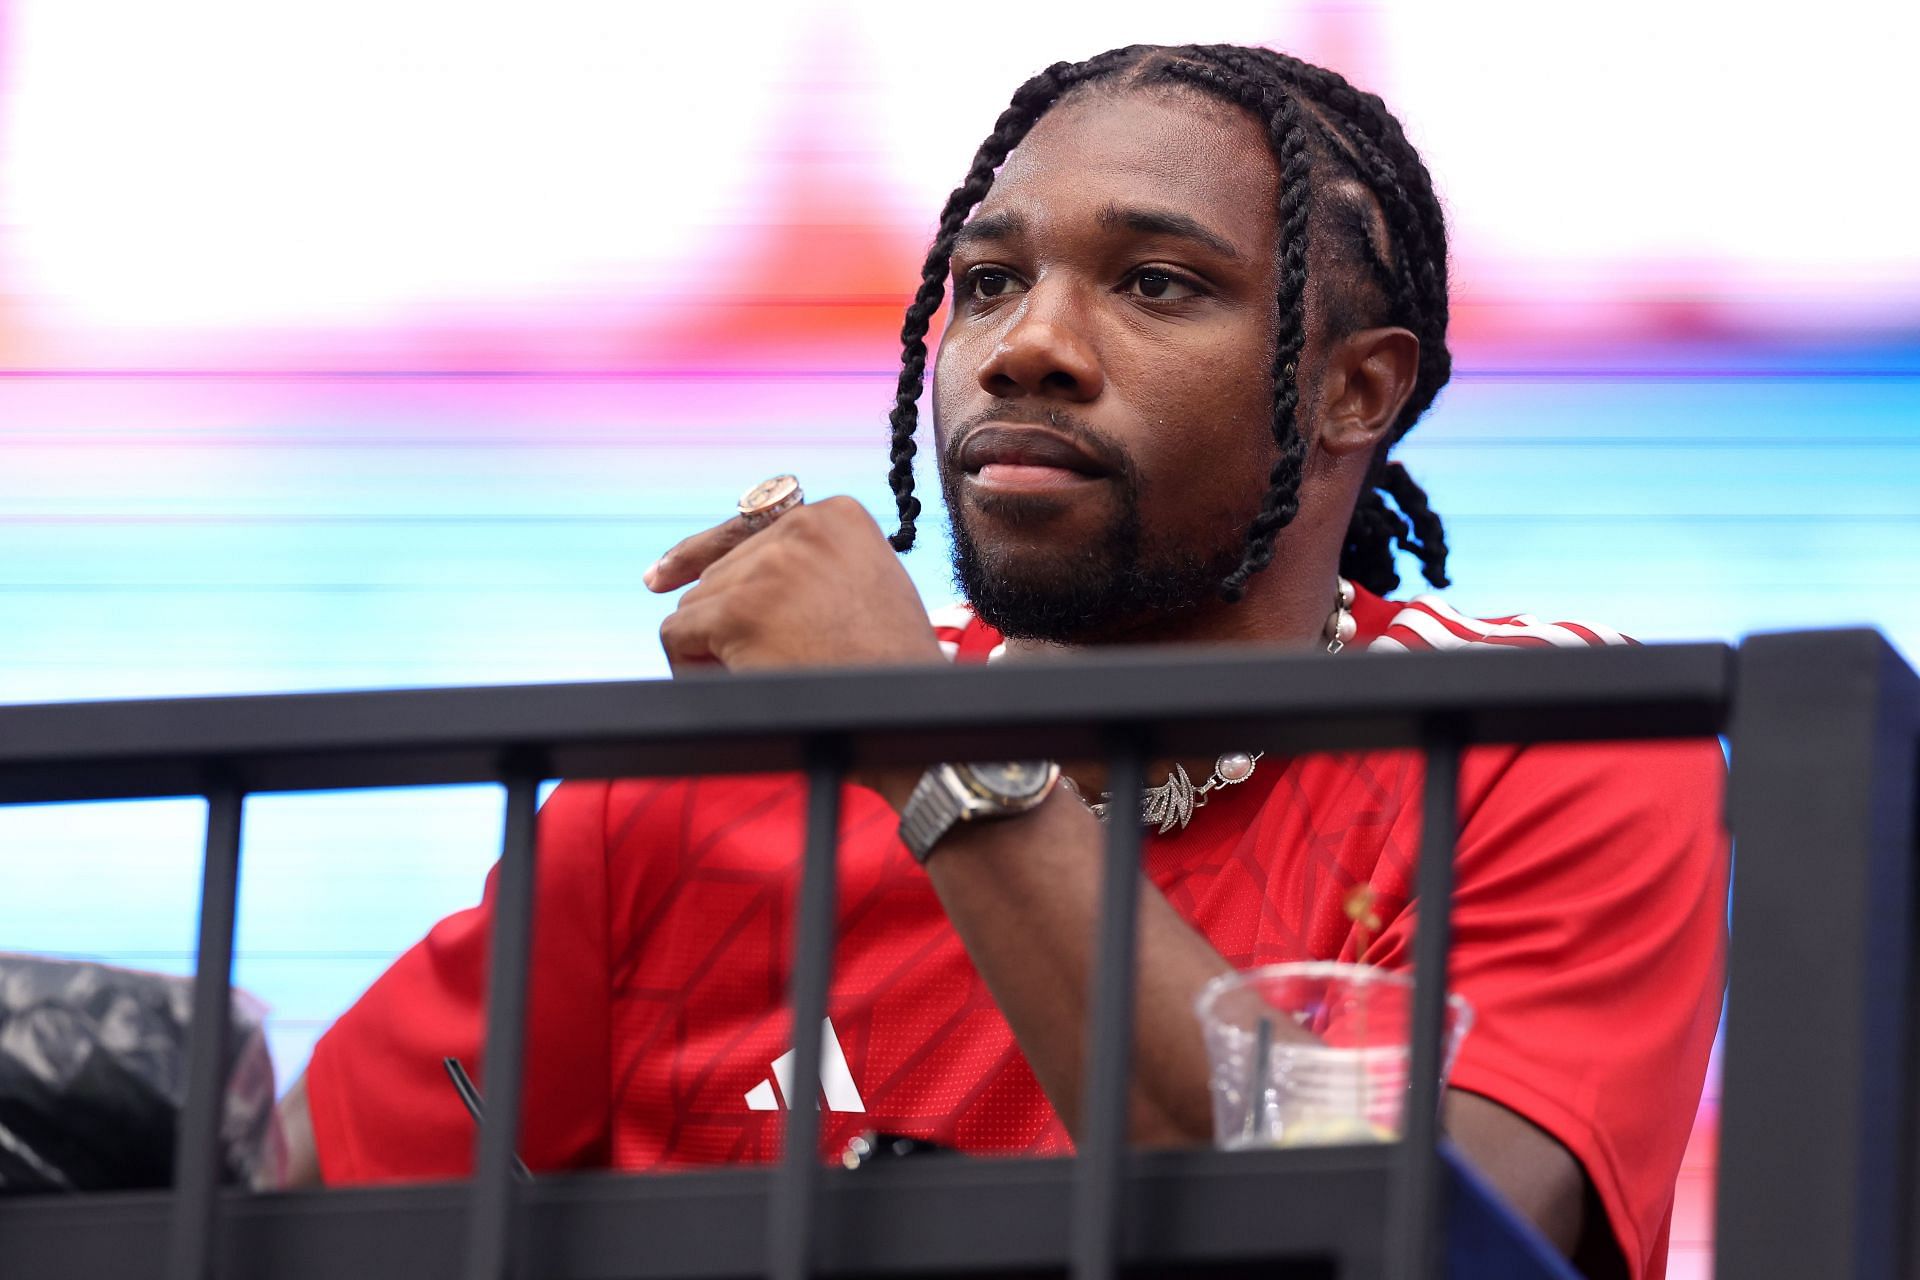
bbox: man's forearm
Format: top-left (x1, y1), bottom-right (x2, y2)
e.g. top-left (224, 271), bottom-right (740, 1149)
top-left (256, 1071), bottom-right (323, 1189)
top-left (905, 784), bottom-right (1597, 1263)
top-left (908, 787), bottom-right (1239, 1143)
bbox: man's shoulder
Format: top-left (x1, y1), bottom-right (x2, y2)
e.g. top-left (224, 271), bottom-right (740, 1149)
top-left (1360, 592), bottom-right (1632, 653)
top-left (930, 603), bottom-right (1005, 662)
top-left (929, 594), bottom-right (1636, 659)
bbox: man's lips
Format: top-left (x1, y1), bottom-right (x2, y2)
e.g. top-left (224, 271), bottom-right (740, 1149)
top-left (956, 424), bottom-right (1112, 494)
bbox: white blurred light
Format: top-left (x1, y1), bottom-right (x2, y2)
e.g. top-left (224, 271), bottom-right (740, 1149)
top-left (2, 0), bottom-right (805, 328)
top-left (1382, 1), bottom-right (1920, 327)
top-left (2, 0), bottom-right (1915, 337)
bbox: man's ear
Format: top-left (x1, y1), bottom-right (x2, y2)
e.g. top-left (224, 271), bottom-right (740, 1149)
top-left (1315, 326), bottom-right (1420, 457)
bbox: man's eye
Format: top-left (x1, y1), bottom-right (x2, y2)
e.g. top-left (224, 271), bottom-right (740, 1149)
top-left (1126, 270), bottom-right (1201, 301)
top-left (966, 269), bottom-right (1023, 301)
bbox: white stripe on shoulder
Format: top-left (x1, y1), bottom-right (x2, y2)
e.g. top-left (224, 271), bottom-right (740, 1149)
top-left (1389, 605), bottom-right (1474, 651)
top-left (1492, 620), bottom-right (1592, 648)
top-left (927, 603), bottom-right (975, 632)
top-left (1467, 616), bottom-right (1615, 648)
top-left (1411, 594), bottom-right (1509, 635)
top-left (1575, 619), bottom-right (1630, 647)
top-left (1385, 595), bottom-right (1626, 650)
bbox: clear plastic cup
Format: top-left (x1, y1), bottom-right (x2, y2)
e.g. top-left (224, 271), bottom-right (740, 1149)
top-left (1193, 961), bottom-right (1473, 1149)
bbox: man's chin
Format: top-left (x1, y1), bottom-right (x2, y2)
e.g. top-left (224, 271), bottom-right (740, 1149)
top-left (943, 473), bottom-right (1241, 645)
top-left (952, 532), bottom-right (1247, 646)
top-left (954, 550), bottom-right (1188, 645)
top-left (951, 545), bottom-right (1111, 644)
top-left (966, 593), bottom-right (1125, 647)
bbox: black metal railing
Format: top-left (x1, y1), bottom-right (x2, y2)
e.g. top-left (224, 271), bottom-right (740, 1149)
top-left (0, 630), bottom-right (1911, 1280)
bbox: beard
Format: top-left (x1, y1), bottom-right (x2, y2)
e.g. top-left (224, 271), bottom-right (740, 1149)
top-left (939, 413), bottom-right (1247, 645)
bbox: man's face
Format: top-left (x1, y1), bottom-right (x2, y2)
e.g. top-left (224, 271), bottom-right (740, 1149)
top-left (932, 87), bottom-right (1288, 644)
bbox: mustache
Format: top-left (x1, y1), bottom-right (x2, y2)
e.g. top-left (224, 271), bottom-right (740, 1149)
top-left (941, 405), bottom-right (1134, 479)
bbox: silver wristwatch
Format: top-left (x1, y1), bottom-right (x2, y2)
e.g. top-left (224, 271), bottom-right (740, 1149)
top-left (898, 761), bottom-right (1061, 863)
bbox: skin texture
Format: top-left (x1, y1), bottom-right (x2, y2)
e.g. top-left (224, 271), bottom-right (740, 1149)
top-left (281, 84), bottom-right (1618, 1275)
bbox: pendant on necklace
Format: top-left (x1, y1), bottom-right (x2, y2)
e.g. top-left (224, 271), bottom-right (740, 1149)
top-left (1085, 749), bottom-right (1266, 834)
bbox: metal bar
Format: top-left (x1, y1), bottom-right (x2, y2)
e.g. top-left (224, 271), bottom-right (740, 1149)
top-left (1387, 728), bottom-right (1462, 1280)
top-left (0, 1144), bottom-right (1439, 1280)
top-left (0, 631), bottom-right (1761, 1280)
top-left (0, 643), bottom-right (1731, 804)
top-left (768, 741), bottom-right (846, 1280)
top-left (0, 639), bottom-right (1759, 1280)
top-left (163, 783), bottom-right (245, 1280)
top-left (1069, 733), bottom-right (1148, 1280)
top-left (1718, 630), bottom-right (1920, 1280)
top-left (462, 769), bottom-right (544, 1280)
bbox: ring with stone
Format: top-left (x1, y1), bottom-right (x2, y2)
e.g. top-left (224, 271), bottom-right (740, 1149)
top-left (737, 475), bottom-right (803, 530)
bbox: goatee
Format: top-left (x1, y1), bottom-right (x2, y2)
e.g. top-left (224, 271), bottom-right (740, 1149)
top-left (941, 417), bottom-right (1244, 645)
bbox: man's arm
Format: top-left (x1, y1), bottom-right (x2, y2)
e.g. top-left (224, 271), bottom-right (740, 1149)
top-left (1446, 1090), bottom-right (1616, 1272)
top-left (895, 778), bottom-right (1597, 1257)
top-left (257, 1072), bottom-right (322, 1189)
top-left (261, 780), bottom-right (618, 1186)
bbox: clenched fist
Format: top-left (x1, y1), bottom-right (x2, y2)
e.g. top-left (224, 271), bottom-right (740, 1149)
top-left (645, 496), bottom-right (945, 675)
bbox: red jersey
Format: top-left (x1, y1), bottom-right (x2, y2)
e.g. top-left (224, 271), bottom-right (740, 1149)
top-left (308, 587), bottom-right (1725, 1280)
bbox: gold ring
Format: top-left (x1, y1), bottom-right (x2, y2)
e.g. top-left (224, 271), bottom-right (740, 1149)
top-left (737, 474), bottom-right (803, 530)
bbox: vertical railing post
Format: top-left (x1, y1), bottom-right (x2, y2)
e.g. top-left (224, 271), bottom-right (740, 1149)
top-left (768, 739), bottom-right (846, 1280)
top-left (1069, 729), bottom-right (1149, 1280)
top-left (463, 763), bottom-right (545, 1280)
top-left (1387, 726), bottom-right (1462, 1280)
top-left (164, 779), bottom-right (245, 1280)
top-left (1719, 631), bottom-right (1919, 1280)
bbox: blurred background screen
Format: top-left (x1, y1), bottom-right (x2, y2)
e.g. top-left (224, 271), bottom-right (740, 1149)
top-left (3, 3), bottom-right (1915, 1273)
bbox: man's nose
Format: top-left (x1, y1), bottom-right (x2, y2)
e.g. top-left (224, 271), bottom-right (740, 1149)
top-left (975, 286), bottom-right (1104, 402)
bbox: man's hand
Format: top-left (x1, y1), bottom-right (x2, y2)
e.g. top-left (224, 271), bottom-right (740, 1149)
top-left (256, 1071), bottom-right (322, 1189)
top-left (645, 496), bottom-right (944, 674)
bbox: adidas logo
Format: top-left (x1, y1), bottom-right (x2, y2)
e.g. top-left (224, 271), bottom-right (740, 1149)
top-left (744, 1017), bottom-right (866, 1113)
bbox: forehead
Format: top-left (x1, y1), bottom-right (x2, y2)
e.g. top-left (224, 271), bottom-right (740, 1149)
top-left (973, 88), bottom-right (1280, 256)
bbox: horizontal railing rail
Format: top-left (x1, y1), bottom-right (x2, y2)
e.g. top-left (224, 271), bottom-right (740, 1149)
top-left (0, 633), bottom-right (1909, 1280)
top-left (0, 642), bottom-right (1731, 802)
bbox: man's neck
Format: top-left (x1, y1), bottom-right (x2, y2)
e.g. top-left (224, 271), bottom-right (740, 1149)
top-left (992, 547), bottom-right (1349, 808)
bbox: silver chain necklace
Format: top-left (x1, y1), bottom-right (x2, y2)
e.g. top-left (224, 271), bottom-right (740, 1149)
top-left (1074, 577), bottom-right (1356, 833)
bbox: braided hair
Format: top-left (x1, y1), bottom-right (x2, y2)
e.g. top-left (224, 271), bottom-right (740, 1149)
top-left (884, 43), bottom-right (1453, 598)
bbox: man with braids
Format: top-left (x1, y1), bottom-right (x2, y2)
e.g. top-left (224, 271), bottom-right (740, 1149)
top-left (281, 43), bottom-right (1724, 1280)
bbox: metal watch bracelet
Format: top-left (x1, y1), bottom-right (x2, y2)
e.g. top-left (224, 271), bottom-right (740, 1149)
top-left (898, 767), bottom-right (968, 864)
top-left (898, 761), bottom-right (1059, 864)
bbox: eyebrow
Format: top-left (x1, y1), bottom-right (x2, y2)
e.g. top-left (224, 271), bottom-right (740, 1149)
top-left (953, 209), bottom-right (1024, 250)
top-left (951, 204), bottom-right (1247, 262)
top-left (1097, 204), bottom-right (1246, 261)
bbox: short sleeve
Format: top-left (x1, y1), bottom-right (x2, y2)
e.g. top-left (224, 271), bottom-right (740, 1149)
top-left (1369, 739), bottom-right (1728, 1279)
top-left (306, 779), bottom-right (614, 1183)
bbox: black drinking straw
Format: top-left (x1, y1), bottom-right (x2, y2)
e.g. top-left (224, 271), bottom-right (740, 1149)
top-left (1240, 1015), bottom-right (1274, 1145)
top-left (443, 1056), bottom-right (533, 1182)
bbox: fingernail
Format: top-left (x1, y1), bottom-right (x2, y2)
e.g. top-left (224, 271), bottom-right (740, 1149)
top-left (643, 561), bottom-right (661, 590)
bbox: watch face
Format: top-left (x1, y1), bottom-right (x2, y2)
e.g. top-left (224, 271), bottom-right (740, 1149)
top-left (961, 760), bottom-right (1058, 804)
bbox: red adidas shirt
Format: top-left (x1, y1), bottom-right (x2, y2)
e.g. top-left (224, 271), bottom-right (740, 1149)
top-left (308, 587), bottom-right (1725, 1280)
